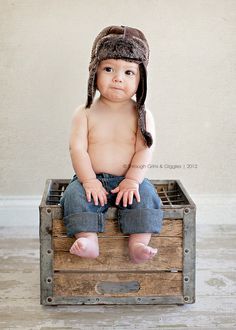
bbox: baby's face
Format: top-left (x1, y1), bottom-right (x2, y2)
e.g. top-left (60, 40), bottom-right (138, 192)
top-left (96, 59), bottom-right (140, 103)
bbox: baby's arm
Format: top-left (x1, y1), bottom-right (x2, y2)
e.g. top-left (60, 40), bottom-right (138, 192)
top-left (111, 110), bottom-right (155, 206)
top-left (125, 109), bottom-right (155, 183)
top-left (69, 106), bottom-right (108, 206)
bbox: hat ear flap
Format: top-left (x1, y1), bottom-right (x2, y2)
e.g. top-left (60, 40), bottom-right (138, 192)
top-left (137, 104), bottom-right (153, 148)
top-left (136, 63), bottom-right (147, 106)
top-left (136, 64), bottom-right (153, 148)
top-left (86, 63), bottom-right (97, 108)
top-left (142, 128), bottom-right (153, 147)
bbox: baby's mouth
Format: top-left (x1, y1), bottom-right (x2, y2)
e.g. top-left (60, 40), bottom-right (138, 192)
top-left (111, 86), bottom-right (123, 91)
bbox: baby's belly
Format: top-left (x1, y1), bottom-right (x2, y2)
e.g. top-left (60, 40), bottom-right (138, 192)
top-left (88, 143), bottom-right (135, 175)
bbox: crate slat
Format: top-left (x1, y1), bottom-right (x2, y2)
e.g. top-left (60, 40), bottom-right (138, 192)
top-left (52, 218), bottom-right (183, 238)
top-left (53, 272), bottom-right (183, 297)
top-left (53, 237), bottom-right (183, 272)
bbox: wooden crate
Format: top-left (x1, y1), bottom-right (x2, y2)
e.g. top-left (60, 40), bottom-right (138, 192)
top-left (39, 179), bottom-right (196, 305)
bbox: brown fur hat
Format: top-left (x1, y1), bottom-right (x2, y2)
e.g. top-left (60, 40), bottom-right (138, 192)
top-left (86, 25), bottom-right (153, 147)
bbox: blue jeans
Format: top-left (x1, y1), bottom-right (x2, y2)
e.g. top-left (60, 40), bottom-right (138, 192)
top-left (60, 173), bottom-right (163, 237)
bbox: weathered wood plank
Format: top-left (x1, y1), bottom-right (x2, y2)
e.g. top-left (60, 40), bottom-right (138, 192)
top-left (53, 236), bottom-right (182, 251)
top-left (52, 218), bottom-right (183, 237)
top-left (1, 266), bottom-right (235, 301)
top-left (53, 272), bottom-right (183, 297)
top-left (53, 237), bottom-right (183, 272)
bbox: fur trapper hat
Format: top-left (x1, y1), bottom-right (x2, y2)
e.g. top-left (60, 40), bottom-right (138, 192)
top-left (86, 25), bottom-right (153, 147)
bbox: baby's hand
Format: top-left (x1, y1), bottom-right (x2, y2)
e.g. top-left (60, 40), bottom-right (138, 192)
top-left (111, 178), bottom-right (140, 207)
top-left (82, 179), bottom-right (108, 206)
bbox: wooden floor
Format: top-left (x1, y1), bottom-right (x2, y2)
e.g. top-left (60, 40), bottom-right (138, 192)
top-left (0, 216), bottom-right (236, 329)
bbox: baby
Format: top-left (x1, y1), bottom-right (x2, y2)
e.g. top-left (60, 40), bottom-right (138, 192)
top-left (60, 25), bottom-right (163, 264)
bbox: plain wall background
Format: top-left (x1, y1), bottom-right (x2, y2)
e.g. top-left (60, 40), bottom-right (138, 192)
top-left (0, 0), bottom-right (235, 196)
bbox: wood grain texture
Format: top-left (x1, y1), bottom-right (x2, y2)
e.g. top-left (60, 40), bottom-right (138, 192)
top-left (52, 218), bottom-right (183, 237)
top-left (53, 272), bottom-right (183, 297)
top-left (52, 219), bottom-right (183, 272)
top-left (53, 236), bottom-right (183, 272)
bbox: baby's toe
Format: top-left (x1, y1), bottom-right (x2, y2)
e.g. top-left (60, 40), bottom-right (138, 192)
top-left (148, 248), bottom-right (158, 258)
top-left (70, 242), bottom-right (78, 254)
top-left (70, 247), bottom-right (75, 254)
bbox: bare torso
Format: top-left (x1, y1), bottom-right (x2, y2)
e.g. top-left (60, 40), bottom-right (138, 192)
top-left (86, 101), bottom-right (138, 175)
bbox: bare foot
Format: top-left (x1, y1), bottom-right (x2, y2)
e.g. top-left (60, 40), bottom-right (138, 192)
top-left (129, 243), bottom-right (158, 264)
top-left (70, 237), bottom-right (99, 259)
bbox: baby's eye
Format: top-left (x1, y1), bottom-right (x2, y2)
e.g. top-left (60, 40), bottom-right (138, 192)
top-left (125, 70), bottom-right (135, 76)
top-left (104, 67), bottom-right (113, 72)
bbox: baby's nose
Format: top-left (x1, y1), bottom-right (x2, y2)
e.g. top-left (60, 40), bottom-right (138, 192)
top-left (113, 72), bottom-right (123, 83)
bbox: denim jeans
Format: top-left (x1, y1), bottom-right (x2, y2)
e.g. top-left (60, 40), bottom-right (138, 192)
top-left (60, 173), bottom-right (163, 237)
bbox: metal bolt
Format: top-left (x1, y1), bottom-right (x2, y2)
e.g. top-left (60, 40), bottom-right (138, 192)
top-left (184, 208), bottom-right (190, 214)
top-left (184, 276), bottom-right (189, 282)
top-left (184, 296), bottom-right (189, 302)
top-left (46, 208), bottom-right (52, 214)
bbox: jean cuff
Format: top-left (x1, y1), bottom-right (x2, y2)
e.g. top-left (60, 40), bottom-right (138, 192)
top-left (63, 212), bottom-right (105, 237)
top-left (118, 208), bottom-right (163, 234)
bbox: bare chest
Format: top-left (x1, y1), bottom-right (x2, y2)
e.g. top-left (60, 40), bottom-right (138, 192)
top-left (87, 110), bottom-right (137, 144)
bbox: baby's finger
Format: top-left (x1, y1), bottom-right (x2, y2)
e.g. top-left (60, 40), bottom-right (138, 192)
top-left (134, 190), bottom-right (141, 203)
top-left (128, 191), bottom-right (134, 205)
top-left (86, 191), bottom-right (91, 203)
top-left (102, 187), bottom-right (109, 195)
top-left (100, 191), bottom-right (108, 206)
top-left (91, 192), bottom-right (99, 206)
top-left (102, 191), bottom-right (108, 204)
top-left (98, 193), bottom-right (105, 206)
top-left (111, 187), bottom-right (120, 194)
top-left (122, 191), bottom-right (129, 207)
top-left (115, 191), bottom-right (123, 205)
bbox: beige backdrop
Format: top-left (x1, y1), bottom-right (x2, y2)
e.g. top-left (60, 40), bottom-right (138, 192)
top-left (0, 0), bottom-right (235, 196)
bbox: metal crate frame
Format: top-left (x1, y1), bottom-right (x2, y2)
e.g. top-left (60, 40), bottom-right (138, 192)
top-left (39, 179), bottom-right (196, 305)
